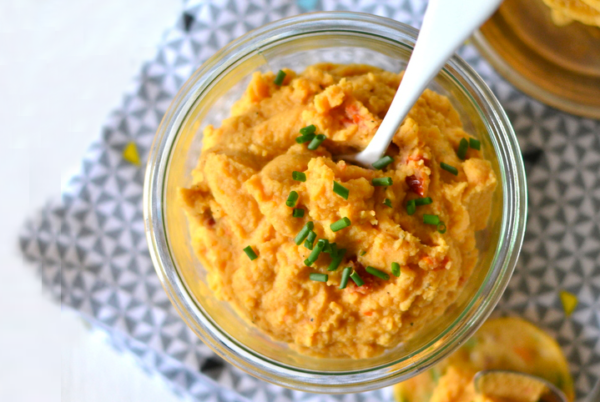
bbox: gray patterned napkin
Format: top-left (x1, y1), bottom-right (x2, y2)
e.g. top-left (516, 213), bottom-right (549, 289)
top-left (19, 0), bottom-right (600, 400)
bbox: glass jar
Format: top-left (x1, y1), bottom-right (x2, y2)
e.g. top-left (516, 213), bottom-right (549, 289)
top-left (144, 11), bottom-right (527, 394)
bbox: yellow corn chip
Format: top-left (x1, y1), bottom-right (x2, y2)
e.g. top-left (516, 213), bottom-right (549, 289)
top-left (542, 0), bottom-right (600, 26)
top-left (551, 9), bottom-right (575, 25)
top-left (582, 0), bottom-right (600, 12)
top-left (560, 290), bottom-right (578, 317)
top-left (123, 142), bottom-right (141, 166)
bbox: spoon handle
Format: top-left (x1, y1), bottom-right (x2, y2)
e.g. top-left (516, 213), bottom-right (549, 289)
top-left (355, 0), bottom-right (502, 165)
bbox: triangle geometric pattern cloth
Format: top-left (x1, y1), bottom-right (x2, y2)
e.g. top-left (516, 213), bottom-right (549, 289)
top-left (19, 0), bottom-right (600, 400)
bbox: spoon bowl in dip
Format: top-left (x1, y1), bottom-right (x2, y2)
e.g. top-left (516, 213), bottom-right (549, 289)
top-left (474, 370), bottom-right (569, 402)
top-left (343, 0), bottom-right (503, 168)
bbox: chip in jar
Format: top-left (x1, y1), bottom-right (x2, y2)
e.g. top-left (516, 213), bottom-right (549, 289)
top-left (393, 317), bottom-right (574, 402)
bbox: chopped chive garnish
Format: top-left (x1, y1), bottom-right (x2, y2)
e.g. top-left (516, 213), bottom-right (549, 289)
top-left (329, 243), bottom-right (338, 256)
top-left (333, 181), bottom-right (349, 200)
top-left (391, 262), bottom-right (401, 277)
top-left (372, 155), bottom-right (394, 170)
top-left (309, 273), bottom-right (328, 282)
top-left (383, 198), bottom-right (392, 208)
top-left (300, 125), bottom-right (316, 136)
top-left (415, 197), bottom-right (432, 206)
top-left (360, 250), bottom-right (367, 256)
top-left (286, 191), bottom-right (299, 207)
top-left (292, 208), bottom-right (304, 218)
top-left (294, 221), bottom-right (314, 245)
top-left (423, 214), bottom-right (440, 225)
top-left (243, 246), bottom-right (258, 261)
top-left (372, 177), bottom-right (393, 186)
top-left (330, 217), bottom-right (351, 232)
top-left (305, 238), bottom-right (327, 266)
top-left (469, 138), bottom-right (481, 150)
top-left (295, 133), bottom-right (315, 144)
top-left (292, 171), bottom-right (307, 182)
top-left (437, 221), bottom-right (447, 234)
top-left (339, 267), bottom-right (352, 289)
top-left (406, 199), bottom-right (416, 215)
top-left (366, 266), bottom-right (389, 280)
top-left (323, 242), bottom-right (331, 254)
top-left (274, 70), bottom-right (286, 86)
top-left (457, 138), bottom-right (469, 160)
top-left (440, 162), bottom-right (458, 176)
top-left (304, 231), bottom-right (317, 249)
top-left (350, 271), bottom-right (364, 287)
top-left (328, 248), bottom-right (346, 271)
top-left (307, 134), bottom-right (326, 150)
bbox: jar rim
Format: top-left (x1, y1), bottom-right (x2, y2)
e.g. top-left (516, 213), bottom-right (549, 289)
top-left (143, 11), bottom-right (527, 393)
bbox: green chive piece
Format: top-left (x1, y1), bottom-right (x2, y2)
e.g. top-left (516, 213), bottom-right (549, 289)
top-left (440, 162), bottom-right (458, 176)
top-left (333, 181), bottom-right (349, 200)
top-left (457, 138), bottom-right (469, 160)
top-left (294, 221), bottom-right (314, 245)
top-left (366, 266), bottom-right (390, 280)
top-left (350, 271), bottom-right (364, 287)
top-left (274, 70), bottom-right (286, 86)
top-left (309, 273), bottom-right (328, 282)
top-left (360, 250), bottom-right (367, 256)
top-left (391, 262), bottom-right (401, 277)
top-left (383, 198), bottom-right (392, 208)
top-left (304, 231), bottom-right (317, 250)
top-left (286, 191), bottom-right (299, 207)
top-left (300, 125), bottom-right (316, 136)
top-left (321, 242), bottom-right (341, 255)
top-left (339, 267), bottom-right (352, 289)
top-left (437, 221), bottom-right (447, 234)
top-left (469, 138), bottom-right (481, 150)
top-left (406, 199), bottom-right (416, 215)
top-left (414, 197), bottom-right (432, 206)
top-left (330, 217), bottom-right (351, 232)
top-left (372, 155), bottom-right (394, 170)
top-left (328, 249), bottom-right (347, 271)
top-left (243, 246), bottom-right (258, 261)
top-left (292, 208), bottom-right (304, 218)
top-left (306, 238), bottom-right (327, 266)
top-left (295, 133), bottom-right (315, 144)
top-left (307, 134), bottom-right (326, 150)
top-left (423, 214), bottom-right (440, 225)
top-left (372, 177), bottom-right (393, 186)
top-left (292, 171), bottom-right (306, 182)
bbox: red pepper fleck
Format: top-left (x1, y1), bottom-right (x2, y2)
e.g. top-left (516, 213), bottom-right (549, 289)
top-left (407, 154), bottom-right (430, 166)
top-left (206, 217), bottom-right (216, 227)
top-left (421, 256), bottom-right (450, 271)
top-left (345, 104), bottom-right (361, 123)
top-left (363, 311), bottom-right (373, 316)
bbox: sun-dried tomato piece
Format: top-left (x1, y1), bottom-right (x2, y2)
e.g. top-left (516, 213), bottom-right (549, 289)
top-left (406, 175), bottom-right (425, 197)
top-left (345, 257), bottom-right (377, 294)
top-left (420, 256), bottom-right (450, 271)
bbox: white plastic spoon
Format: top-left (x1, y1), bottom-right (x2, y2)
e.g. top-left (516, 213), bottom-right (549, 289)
top-left (343, 0), bottom-right (503, 167)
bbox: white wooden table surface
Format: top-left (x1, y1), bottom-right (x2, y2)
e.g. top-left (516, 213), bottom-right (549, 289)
top-left (0, 1), bottom-right (196, 401)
